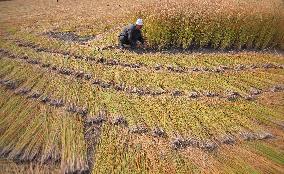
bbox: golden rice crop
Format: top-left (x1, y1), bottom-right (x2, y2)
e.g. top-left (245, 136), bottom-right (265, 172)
top-left (134, 0), bottom-right (284, 50)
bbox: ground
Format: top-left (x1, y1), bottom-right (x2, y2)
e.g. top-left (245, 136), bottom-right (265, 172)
top-left (0, 0), bottom-right (283, 173)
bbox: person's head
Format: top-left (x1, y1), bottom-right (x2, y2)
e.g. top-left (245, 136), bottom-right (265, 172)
top-left (135, 18), bottom-right (143, 30)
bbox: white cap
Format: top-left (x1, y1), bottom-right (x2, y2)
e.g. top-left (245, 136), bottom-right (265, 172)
top-left (136, 18), bottom-right (143, 25)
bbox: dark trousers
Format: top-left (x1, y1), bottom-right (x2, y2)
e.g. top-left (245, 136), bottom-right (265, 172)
top-left (119, 35), bottom-right (138, 48)
top-left (119, 35), bottom-right (130, 45)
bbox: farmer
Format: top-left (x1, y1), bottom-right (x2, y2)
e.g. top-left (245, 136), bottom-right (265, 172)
top-left (118, 18), bottom-right (145, 49)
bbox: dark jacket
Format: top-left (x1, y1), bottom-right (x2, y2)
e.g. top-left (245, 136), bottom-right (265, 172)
top-left (119, 24), bottom-right (144, 47)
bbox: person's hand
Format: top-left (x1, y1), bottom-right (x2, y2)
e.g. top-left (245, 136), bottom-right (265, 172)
top-left (137, 42), bottom-right (143, 48)
top-left (142, 42), bottom-right (147, 50)
top-left (143, 42), bottom-right (147, 48)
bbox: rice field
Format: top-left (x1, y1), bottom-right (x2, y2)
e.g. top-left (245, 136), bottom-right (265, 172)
top-left (0, 0), bottom-right (284, 173)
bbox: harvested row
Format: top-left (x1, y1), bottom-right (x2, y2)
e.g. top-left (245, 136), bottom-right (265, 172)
top-left (3, 27), bottom-right (284, 70)
top-left (0, 78), bottom-right (276, 154)
top-left (92, 123), bottom-right (280, 174)
top-left (1, 48), bottom-right (282, 139)
top-left (1, 48), bottom-right (283, 101)
top-left (13, 40), bottom-right (284, 75)
top-left (3, 39), bottom-right (284, 96)
top-left (0, 69), bottom-right (101, 173)
top-left (1, 57), bottom-right (255, 138)
top-left (0, 62), bottom-right (99, 173)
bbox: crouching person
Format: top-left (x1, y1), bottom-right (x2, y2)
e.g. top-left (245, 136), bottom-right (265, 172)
top-left (119, 18), bottom-right (145, 49)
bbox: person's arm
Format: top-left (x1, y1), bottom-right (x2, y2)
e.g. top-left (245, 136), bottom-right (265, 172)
top-left (128, 26), bottom-right (136, 48)
top-left (139, 34), bottom-right (144, 44)
top-left (137, 30), bottom-right (145, 46)
top-left (134, 29), bottom-right (142, 43)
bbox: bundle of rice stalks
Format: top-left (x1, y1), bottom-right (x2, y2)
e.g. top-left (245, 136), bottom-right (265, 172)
top-left (0, 70), bottom-right (88, 173)
top-left (134, 0), bottom-right (284, 50)
top-left (0, 159), bottom-right (60, 174)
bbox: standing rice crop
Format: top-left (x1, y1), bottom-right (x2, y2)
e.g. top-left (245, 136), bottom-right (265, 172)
top-left (134, 0), bottom-right (284, 50)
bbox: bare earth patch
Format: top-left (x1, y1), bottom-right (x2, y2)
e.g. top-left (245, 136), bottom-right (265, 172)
top-left (44, 31), bottom-right (96, 43)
